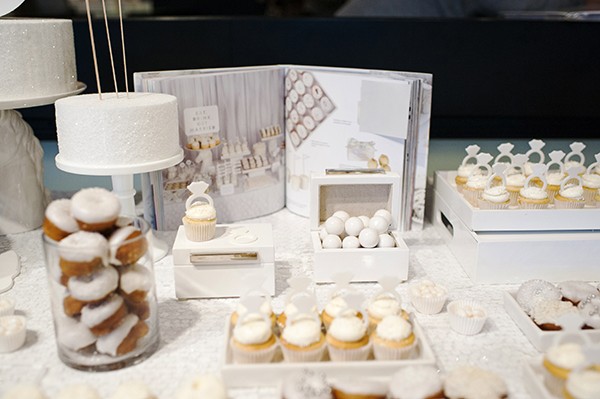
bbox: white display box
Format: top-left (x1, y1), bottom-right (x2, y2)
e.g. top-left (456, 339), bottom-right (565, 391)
top-left (503, 291), bottom-right (600, 351)
top-left (433, 171), bottom-right (600, 283)
top-left (221, 320), bottom-right (435, 388)
top-left (172, 223), bottom-right (275, 299)
top-left (310, 172), bottom-right (409, 283)
top-left (522, 357), bottom-right (558, 399)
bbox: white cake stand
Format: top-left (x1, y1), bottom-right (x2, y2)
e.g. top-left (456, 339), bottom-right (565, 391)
top-left (55, 149), bottom-right (184, 260)
top-left (0, 82), bottom-right (86, 234)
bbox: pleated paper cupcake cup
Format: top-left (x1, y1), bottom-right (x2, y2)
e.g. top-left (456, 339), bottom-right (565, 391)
top-left (554, 199), bottom-right (585, 209)
top-left (507, 189), bottom-right (520, 206)
top-left (542, 365), bottom-right (568, 397)
top-left (182, 217), bottom-right (216, 242)
top-left (477, 199), bottom-right (510, 210)
top-left (0, 315), bottom-right (27, 353)
top-left (327, 342), bottom-right (371, 362)
top-left (372, 339), bottom-right (417, 361)
top-left (229, 338), bottom-right (278, 364)
top-left (447, 300), bottom-right (487, 336)
top-left (281, 343), bottom-right (326, 363)
top-left (518, 199), bottom-right (549, 210)
top-left (582, 187), bottom-right (597, 206)
top-left (547, 186), bottom-right (560, 202)
top-left (462, 188), bottom-right (481, 207)
top-left (410, 294), bottom-right (446, 315)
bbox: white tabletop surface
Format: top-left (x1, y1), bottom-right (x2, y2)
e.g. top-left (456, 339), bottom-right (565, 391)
top-left (0, 208), bottom-right (547, 398)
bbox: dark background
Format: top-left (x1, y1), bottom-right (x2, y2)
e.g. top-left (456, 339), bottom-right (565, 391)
top-left (19, 16), bottom-right (600, 141)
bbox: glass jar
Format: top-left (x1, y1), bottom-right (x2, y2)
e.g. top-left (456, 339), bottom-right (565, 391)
top-left (42, 217), bottom-right (159, 371)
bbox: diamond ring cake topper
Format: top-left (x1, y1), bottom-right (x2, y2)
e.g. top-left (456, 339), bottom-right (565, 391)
top-left (510, 153), bottom-right (528, 172)
top-left (338, 292), bottom-right (367, 326)
top-left (486, 163), bottom-right (508, 190)
top-left (371, 276), bottom-right (403, 304)
top-left (286, 294), bottom-right (320, 327)
top-left (461, 145), bottom-right (481, 166)
top-left (329, 272), bottom-right (357, 301)
top-left (468, 152), bottom-right (493, 178)
top-left (560, 166), bottom-right (584, 191)
top-left (585, 152), bottom-right (600, 175)
top-left (494, 142), bottom-right (515, 165)
top-left (185, 181), bottom-right (214, 210)
top-left (285, 276), bottom-right (315, 306)
top-left (565, 142), bottom-right (586, 166)
top-left (236, 294), bottom-right (270, 327)
top-left (547, 150), bottom-right (566, 176)
top-left (526, 139), bottom-right (547, 163)
top-left (524, 163), bottom-right (548, 190)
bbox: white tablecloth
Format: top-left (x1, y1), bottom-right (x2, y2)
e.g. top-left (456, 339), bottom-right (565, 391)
top-left (0, 208), bottom-right (540, 398)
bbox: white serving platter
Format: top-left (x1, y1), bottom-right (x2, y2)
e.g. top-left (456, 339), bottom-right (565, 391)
top-left (522, 356), bottom-right (559, 399)
top-left (435, 171), bottom-right (600, 232)
top-left (503, 291), bottom-right (600, 351)
top-left (221, 320), bottom-right (435, 388)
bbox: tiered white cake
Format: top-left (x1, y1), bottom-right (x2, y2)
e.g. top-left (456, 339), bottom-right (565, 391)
top-left (0, 18), bottom-right (77, 101)
top-left (55, 92), bottom-right (182, 171)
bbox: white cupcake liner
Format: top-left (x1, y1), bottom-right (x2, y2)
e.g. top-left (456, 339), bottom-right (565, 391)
top-left (507, 190), bottom-right (520, 206)
top-left (372, 339), bottom-right (417, 361)
top-left (477, 198), bottom-right (509, 210)
top-left (281, 342), bottom-right (326, 363)
top-left (410, 295), bottom-right (446, 315)
top-left (583, 187), bottom-right (598, 206)
top-left (456, 183), bottom-right (465, 193)
top-left (462, 188), bottom-right (481, 207)
top-left (518, 200), bottom-right (549, 210)
top-left (547, 187), bottom-right (560, 203)
top-left (327, 341), bottom-right (371, 362)
top-left (542, 365), bottom-right (567, 397)
top-left (0, 315), bottom-right (27, 353)
top-left (229, 337), bottom-right (277, 364)
top-left (182, 218), bottom-right (216, 242)
top-left (554, 199), bottom-right (585, 209)
top-left (0, 297), bottom-right (15, 317)
top-left (447, 300), bottom-right (487, 335)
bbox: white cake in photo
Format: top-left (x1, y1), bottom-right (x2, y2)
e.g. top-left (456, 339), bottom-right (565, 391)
top-left (55, 92), bottom-right (181, 169)
top-left (0, 18), bottom-right (77, 101)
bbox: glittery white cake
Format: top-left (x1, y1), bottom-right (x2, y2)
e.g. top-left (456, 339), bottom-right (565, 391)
top-left (0, 18), bottom-right (77, 101)
top-left (55, 92), bottom-right (181, 168)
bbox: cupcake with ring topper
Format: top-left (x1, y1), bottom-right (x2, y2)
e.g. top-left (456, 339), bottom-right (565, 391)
top-left (325, 291), bottom-right (371, 362)
top-left (582, 153), bottom-right (600, 206)
top-left (230, 274), bottom-right (276, 328)
top-left (277, 276), bottom-right (319, 331)
top-left (462, 152), bottom-right (493, 207)
top-left (524, 139), bottom-right (547, 176)
top-left (505, 153), bottom-right (528, 206)
top-left (182, 181), bottom-right (217, 242)
top-left (279, 294), bottom-right (327, 363)
top-left (545, 150), bottom-right (567, 202)
top-left (367, 276), bottom-right (409, 332)
top-left (455, 144), bottom-right (480, 193)
top-left (518, 163), bottom-right (550, 209)
top-left (493, 142), bottom-right (515, 172)
top-left (554, 167), bottom-right (586, 209)
top-left (564, 142), bottom-right (586, 174)
top-left (321, 272), bottom-right (361, 330)
top-left (478, 163), bottom-right (510, 210)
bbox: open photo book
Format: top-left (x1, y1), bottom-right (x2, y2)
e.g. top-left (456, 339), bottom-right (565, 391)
top-left (134, 65), bottom-right (432, 231)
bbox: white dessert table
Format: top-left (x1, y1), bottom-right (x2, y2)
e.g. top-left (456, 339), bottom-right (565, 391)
top-left (0, 207), bottom-right (548, 398)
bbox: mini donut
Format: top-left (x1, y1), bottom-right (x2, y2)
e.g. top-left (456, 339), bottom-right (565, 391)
top-left (68, 265), bottom-right (119, 302)
top-left (119, 264), bottom-right (153, 303)
top-left (55, 315), bottom-right (97, 351)
top-left (125, 298), bottom-right (150, 320)
top-left (296, 101), bottom-right (307, 116)
top-left (43, 199), bottom-right (79, 241)
top-left (289, 89), bottom-right (299, 104)
top-left (96, 314), bottom-right (149, 357)
top-left (312, 85), bottom-right (324, 99)
top-left (71, 188), bottom-right (121, 232)
top-left (294, 80), bottom-right (306, 95)
top-left (297, 124), bottom-right (308, 139)
top-left (302, 94), bottom-right (315, 109)
top-left (81, 294), bottom-right (128, 336)
top-left (311, 107), bottom-right (324, 122)
top-left (302, 72), bottom-right (314, 87)
top-left (303, 116), bottom-right (316, 131)
top-left (58, 231), bottom-right (109, 277)
top-left (108, 226), bottom-right (148, 266)
top-left (320, 96), bottom-right (334, 112)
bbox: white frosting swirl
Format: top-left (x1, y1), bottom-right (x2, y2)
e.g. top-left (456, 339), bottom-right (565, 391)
top-left (505, 173), bottom-right (526, 187)
top-left (519, 186), bottom-right (548, 200)
top-left (389, 366), bottom-right (443, 399)
top-left (375, 315), bottom-right (412, 341)
top-left (328, 316), bottom-right (366, 342)
top-left (530, 300), bottom-right (578, 325)
top-left (444, 366), bottom-right (507, 399)
top-left (324, 296), bottom-right (357, 318)
top-left (560, 184), bottom-right (584, 199)
top-left (71, 188), bottom-right (121, 224)
top-left (582, 173), bottom-right (600, 189)
top-left (45, 199), bottom-right (79, 234)
top-left (58, 231), bottom-right (108, 262)
top-left (457, 163), bottom-right (478, 178)
top-left (185, 203), bottom-right (216, 221)
top-left (566, 369), bottom-right (600, 399)
top-left (367, 295), bottom-right (400, 319)
top-left (482, 186), bottom-right (510, 203)
top-left (233, 319), bottom-right (272, 345)
top-left (282, 318), bottom-right (321, 347)
top-left (547, 172), bottom-right (565, 186)
top-left (466, 174), bottom-right (487, 189)
top-left (409, 279), bottom-right (446, 299)
top-left (546, 342), bottom-right (586, 370)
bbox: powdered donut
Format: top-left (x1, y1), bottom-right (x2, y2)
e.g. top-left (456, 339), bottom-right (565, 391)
top-left (119, 264), bottom-right (153, 303)
top-left (109, 226), bottom-right (147, 266)
top-left (68, 266), bottom-right (119, 302)
top-left (58, 231), bottom-right (108, 277)
top-left (96, 314), bottom-right (149, 357)
top-left (125, 298), bottom-right (150, 320)
top-left (63, 295), bottom-right (86, 317)
top-left (71, 188), bottom-right (121, 232)
top-left (81, 294), bottom-right (128, 336)
top-left (56, 315), bottom-right (97, 351)
top-left (43, 199), bottom-right (79, 241)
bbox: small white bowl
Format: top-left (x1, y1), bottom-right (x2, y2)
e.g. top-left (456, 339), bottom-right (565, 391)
top-left (409, 280), bottom-right (448, 315)
top-left (447, 300), bottom-right (487, 335)
top-left (0, 315), bottom-right (27, 353)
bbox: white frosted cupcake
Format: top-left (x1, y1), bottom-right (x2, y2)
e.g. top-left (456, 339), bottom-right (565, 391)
top-left (371, 315), bottom-right (416, 360)
top-left (546, 171), bottom-right (566, 202)
top-left (478, 185), bottom-right (510, 210)
top-left (518, 185), bottom-right (550, 209)
top-left (543, 342), bottom-right (586, 396)
top-left (0, 297), bottom-right (15, 317)
top-left (388, 366), bottom-right (445, 399)
top-left (0, 315), bottom-right (26, 353)
top-left (230, 316), bottom-right (277, 364)
top-left (182, 203), bottom-right (217, 242)
top-left (444, 366), bottom-right (507, 399)
top-left (455, 163), bottom-right (478, 193)
top-left (447, 300), bottom-right (487, 335)
top-left (326, 315), bottom-right (370, 362)
top-left (555, 184), bottom-right (586, 209)
top-left (462, 174), bottom-right (488, 207)
top-left (280, 314), bottom-right (326, 363)
top-left (409, 279), bottom-right (447, 315)
top-left (564, 368), bottom-right (600, 399)
top-left (321, 296), bottom-right (358, 330)
top-left (367, 293), bottom-right (408, 333)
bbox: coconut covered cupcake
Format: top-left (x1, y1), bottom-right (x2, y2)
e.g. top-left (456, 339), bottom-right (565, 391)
top-left (444, 366), bottom-right (508, 399)
top-left (279, 296), bottom-right (326, 363)
top-left (325, 293), bottom-right (370, 362)
top-left (388, 366), bottom-right (445, 399)
top-left (371, 315), bottom-right (416, 360)
top-left (366, 276), bottom-right (408, 332)
top-left (230, 296), bottom-right (277, 364)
